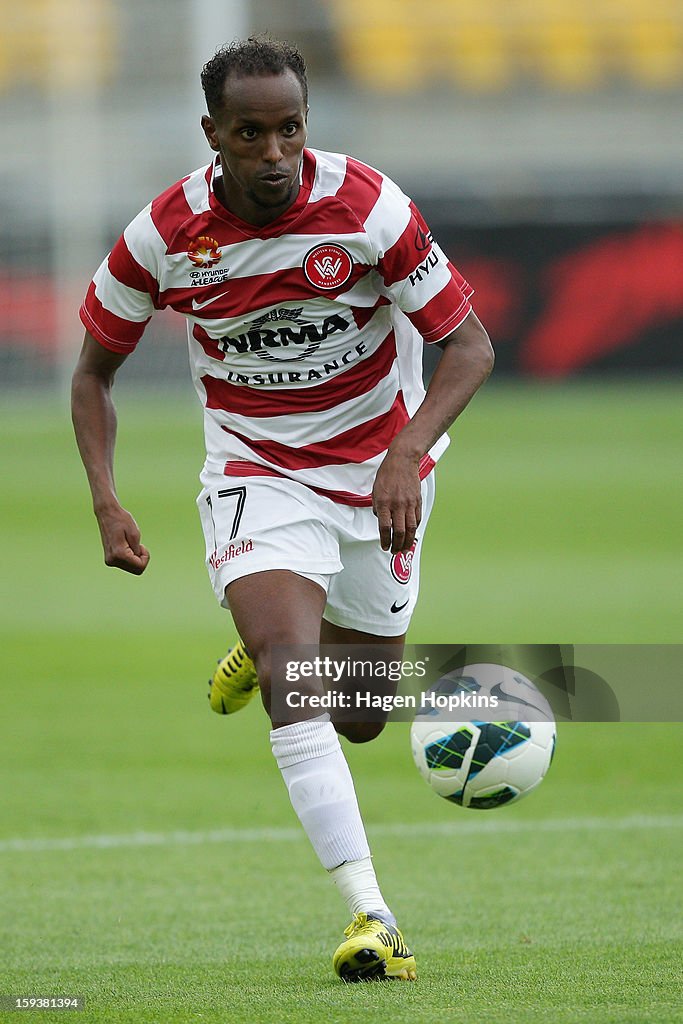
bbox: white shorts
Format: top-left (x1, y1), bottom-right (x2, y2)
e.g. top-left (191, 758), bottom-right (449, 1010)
top-left (196, 470), bottom-right (435, 637)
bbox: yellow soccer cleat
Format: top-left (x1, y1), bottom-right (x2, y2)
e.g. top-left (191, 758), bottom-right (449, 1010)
top-left (208, 641), bottom-right (259, 715)
top-left (332, 912), bottom-right (417, 983)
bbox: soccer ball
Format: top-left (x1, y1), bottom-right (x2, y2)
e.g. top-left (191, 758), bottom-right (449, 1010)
top-left (410, 664), bottom-right (556, 809)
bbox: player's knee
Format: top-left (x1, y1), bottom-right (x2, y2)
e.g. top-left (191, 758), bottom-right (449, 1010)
top-left (335, 721), bottom-right (386, 743)
top-left (245, 634), bottom-right (292, 702)
top-left (252, 642), bottom-right (316, 721)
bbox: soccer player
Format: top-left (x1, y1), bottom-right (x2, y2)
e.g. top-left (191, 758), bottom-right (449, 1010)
top-left (71, 37), bottom-right (494, 982)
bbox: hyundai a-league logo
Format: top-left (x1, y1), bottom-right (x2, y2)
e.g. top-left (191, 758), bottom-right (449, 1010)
top-left (390, 539), bottom-right (418, 584)
top-left (303, 244), bottom-right (353, 290)
top-left (187, 236), bottom-right (223, 268)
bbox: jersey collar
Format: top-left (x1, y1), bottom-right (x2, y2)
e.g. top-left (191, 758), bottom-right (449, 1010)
top-left (206, 150), bottom-right (315, 237)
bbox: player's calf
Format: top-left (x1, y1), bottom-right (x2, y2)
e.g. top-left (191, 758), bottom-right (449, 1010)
top-left (334, 721), bottom-right (387, 744)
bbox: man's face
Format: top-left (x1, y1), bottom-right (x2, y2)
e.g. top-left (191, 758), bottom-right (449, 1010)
top-left (202, 69), bottom-right (307, 226)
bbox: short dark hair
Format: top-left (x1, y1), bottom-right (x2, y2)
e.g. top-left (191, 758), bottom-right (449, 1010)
top-left (201, 37), bottom-right (308, 116)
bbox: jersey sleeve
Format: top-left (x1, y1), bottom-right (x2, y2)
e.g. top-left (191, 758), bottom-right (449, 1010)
top-left (365, 177), bottom-right (473, 343)
top-left (79, 203), bottom-right (163, 353)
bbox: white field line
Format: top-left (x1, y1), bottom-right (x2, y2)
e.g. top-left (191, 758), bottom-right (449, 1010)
top-left (1, 814), bottom-right (682, 854)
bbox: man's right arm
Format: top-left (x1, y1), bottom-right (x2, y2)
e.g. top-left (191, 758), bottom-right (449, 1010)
top-left (71, 331), bottom-right (150, 575)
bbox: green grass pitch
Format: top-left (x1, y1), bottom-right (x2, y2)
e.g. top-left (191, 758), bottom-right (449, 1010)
top-left (1, 381), bottom-right (682, 1023)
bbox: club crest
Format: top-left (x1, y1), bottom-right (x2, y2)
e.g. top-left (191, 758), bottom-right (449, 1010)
top-left (303, 244), bottom-right (353, 290)
top-left (391, 538), bottom-right (418, 584)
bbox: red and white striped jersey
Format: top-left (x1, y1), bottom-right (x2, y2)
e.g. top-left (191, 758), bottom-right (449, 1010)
top-left (80, 148), bottom-right (473, 505)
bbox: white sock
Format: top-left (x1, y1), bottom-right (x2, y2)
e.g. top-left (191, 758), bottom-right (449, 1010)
top-left (270, 715), bottom-right (392, 918)
top-left (329, 856), bottom-right (395, 924)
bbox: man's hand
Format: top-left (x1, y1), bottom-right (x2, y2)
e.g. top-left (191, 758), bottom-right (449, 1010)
top-left (372, 451), bottom-right (422, 554)
top-left (71, 333), bottom-right (151, 576)
top-left (95, 502), bottom-right (150, 575)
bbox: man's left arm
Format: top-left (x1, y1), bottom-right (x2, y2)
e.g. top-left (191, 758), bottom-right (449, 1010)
top-left (372, 311), bottom-right (494, 554)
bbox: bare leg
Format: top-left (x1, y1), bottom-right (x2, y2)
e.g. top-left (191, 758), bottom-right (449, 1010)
top-left (226, 569), bottom-right (326, 726)
top-left (320, 620), bottom-right (406, 744)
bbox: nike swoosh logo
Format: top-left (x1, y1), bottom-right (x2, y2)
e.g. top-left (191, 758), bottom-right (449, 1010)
top-left (191, 290), bottom-right (230, 311)
top-left (391, 599), bottom-right (409, 613)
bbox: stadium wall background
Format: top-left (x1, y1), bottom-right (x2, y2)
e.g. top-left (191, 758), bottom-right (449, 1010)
top-left (1, 0), bottom-right (681, 389)
top-left (1, 216), bottom-right (681, 388)
top-left (423, 215), bottom-right (683, 378)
